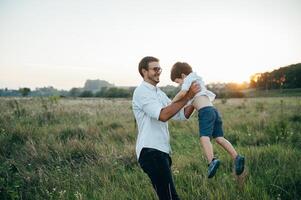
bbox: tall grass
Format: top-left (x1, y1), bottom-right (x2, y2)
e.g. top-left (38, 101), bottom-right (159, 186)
top-left (0, 97), bottom-right (300, 199)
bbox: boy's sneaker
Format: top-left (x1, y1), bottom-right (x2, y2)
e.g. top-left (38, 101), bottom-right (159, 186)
top-left (235, 155), bottom-right (245, 175)
top-left (207, 158), bottom-right (220, 178)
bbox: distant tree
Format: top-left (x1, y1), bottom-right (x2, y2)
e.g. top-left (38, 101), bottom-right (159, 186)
top-left (95, 87), bottom-right (108, 97)
top-left (80, 90), bottom-right (94, 97)
top-left (160, 85), bottom-right (179, 98)
top-left (249, 73), bottom-right (261, 88)
top-left (19, 87), bottom-right (31, 96)
top-left (95, 87), bottom-right (132, 98)
top-left (33, 86), bottom-right (61, 96)
top-left (105, 87), bottom-right (131, 98)
top-left (69, 88), bottom-right (81, 97)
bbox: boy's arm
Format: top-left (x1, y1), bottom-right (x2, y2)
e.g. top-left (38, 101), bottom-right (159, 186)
top-left (172, 90), bottom-right (187, 103)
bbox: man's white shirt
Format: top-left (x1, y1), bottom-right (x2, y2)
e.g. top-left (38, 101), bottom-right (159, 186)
top-left (132, 81), bottom-right (187, 160)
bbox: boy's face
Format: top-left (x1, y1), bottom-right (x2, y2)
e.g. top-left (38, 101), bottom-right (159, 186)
top-left (174, 78), bottom-right (184, 86)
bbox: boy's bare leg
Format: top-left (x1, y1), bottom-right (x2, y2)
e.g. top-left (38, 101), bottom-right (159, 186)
top-left (215, 137), bottom-right (238, 160)
top-left (200, 136), bottom-right (214, 163)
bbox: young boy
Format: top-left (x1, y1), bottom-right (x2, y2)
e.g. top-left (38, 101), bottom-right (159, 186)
top-left (170, 62), bottom-right (245, 178)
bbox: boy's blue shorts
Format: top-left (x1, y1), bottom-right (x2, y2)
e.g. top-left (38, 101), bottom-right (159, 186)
top-left (198, 106), bottom-right (224, 138)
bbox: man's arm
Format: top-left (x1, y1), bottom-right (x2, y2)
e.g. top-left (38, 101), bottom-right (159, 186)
top-left (173, 92), bottom-right (195, 119)
top-left (159, 82), bottom-right (200, 122)
top-left (171, 90), bottom-right (187, 103)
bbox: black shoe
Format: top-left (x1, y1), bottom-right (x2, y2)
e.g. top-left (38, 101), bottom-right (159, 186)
top-left (207, 158), bottom-right (220, 178)
top-left (235, 155), bottom-right (245, 175)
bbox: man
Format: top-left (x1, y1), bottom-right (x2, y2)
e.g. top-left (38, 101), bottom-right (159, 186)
top-left (132, 56), bottom-right (201, 200)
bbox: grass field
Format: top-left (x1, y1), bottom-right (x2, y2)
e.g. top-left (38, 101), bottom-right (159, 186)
top-left (0, 97), bottom-right (300, 200)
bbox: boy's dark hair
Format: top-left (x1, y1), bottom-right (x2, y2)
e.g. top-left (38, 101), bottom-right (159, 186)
top-left (170, 62), bottom-right (192, 81)
top-left (138, 56), bottom-right (159, 77)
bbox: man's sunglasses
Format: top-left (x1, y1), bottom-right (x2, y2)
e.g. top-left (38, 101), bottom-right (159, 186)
top-left (148, 67), bottom-right (162, 73)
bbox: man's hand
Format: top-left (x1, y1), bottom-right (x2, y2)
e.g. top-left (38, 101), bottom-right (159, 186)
top-left (186, 81), bottom-right (201, 99)
top-left (158, 82), bottom-right (201, 122)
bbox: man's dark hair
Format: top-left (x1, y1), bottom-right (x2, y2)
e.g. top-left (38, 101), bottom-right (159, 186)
top-left (138, 56), bottom-right (159, 77)
top-left (170, 62), bottom-right (192, 81)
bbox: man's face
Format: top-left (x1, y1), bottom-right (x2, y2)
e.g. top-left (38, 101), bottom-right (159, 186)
top-left (143, 61), bottom-right (162, 85)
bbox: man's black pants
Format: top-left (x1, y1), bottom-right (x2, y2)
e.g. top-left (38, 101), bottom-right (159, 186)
top-left (138, 148), bottom-right (180, 200)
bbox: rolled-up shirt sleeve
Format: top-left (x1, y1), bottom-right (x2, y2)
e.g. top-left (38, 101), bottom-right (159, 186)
top-left (136, 94), bottom-right (163, 120)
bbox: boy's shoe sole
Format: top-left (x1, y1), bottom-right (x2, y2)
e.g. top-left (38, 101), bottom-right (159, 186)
top-left (208, 159), bottom-right (220, 178)
top-left (235, 155), bottom-right (245, 175)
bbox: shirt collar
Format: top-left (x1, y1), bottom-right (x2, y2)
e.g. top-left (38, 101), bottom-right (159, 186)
top-left (142, 81), bottom-right (158, 91)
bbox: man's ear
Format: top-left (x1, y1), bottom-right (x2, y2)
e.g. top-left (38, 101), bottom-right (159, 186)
top-left (181, 73), bottom-right (186, 79)
top-left (142, 68), bottom-right (148, 77)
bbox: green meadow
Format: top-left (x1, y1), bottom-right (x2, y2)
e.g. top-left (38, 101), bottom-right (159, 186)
top-left (0, 97), bottom-right (300, 200)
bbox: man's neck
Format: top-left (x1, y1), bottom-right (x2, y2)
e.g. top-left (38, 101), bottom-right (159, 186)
top-left (144, 79), bottom-right (157, 87)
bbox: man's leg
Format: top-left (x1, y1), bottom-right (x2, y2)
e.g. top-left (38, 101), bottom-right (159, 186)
top-left (139, 148), bottom-right (180, 200)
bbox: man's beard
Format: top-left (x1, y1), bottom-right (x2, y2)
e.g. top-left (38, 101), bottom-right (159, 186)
top-left (151, 74), bottom-right (160, 83)
top-left (147, 74), bottom-right (160, 84)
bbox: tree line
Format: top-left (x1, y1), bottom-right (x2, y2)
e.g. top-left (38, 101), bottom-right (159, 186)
top-left (250, 63), bottom-right (301, 90)
top-left (0, 85), bottom-right (247, 98)
top-left (0, 87), bottom-right (135, 98)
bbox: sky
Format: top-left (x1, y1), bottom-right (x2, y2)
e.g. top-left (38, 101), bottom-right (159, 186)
top-left (0, 0), bottom-right (300, 90)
